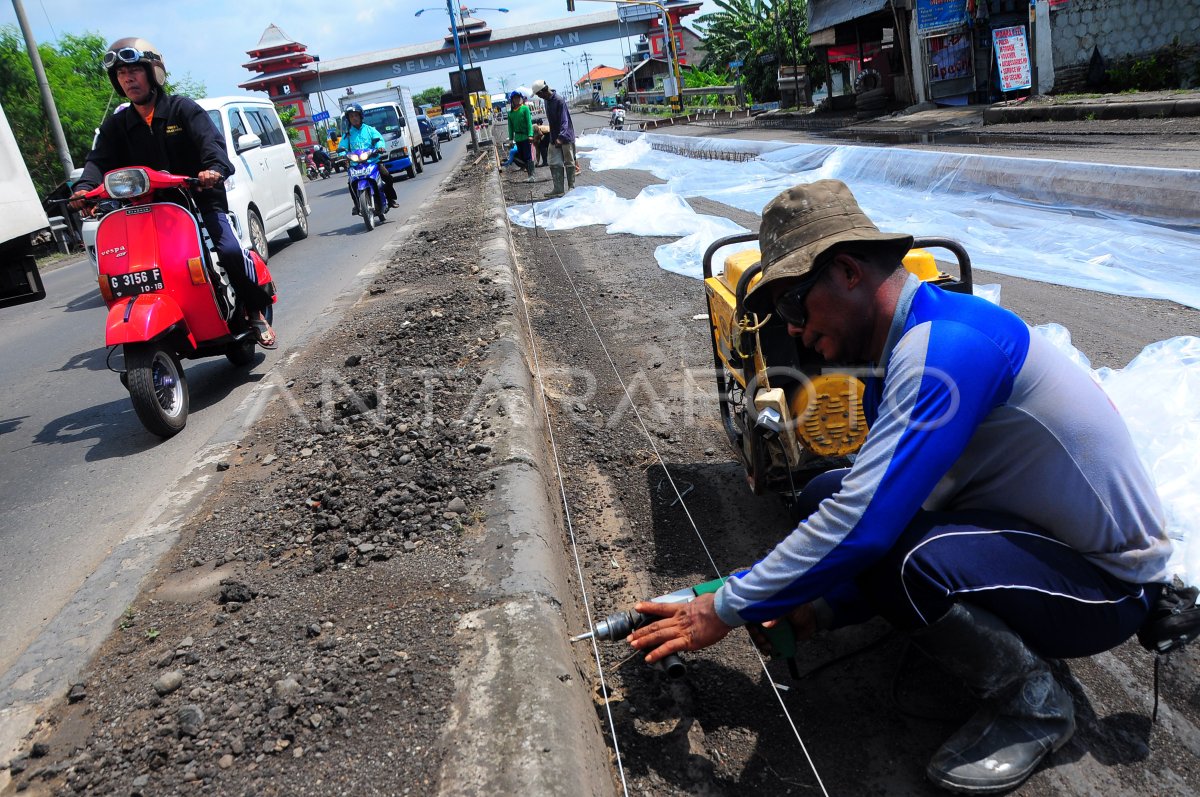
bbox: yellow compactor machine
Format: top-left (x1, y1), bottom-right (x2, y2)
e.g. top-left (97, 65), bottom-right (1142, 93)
top-left (702, 233), bottom-right (974, 498)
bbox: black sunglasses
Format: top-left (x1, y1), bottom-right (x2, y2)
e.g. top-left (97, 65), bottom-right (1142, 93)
top-left (773, 269), bottom-right (826, 328)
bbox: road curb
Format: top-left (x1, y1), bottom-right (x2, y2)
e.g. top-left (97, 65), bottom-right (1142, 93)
top-left (984, 98), bottom-right (1200, 124)
top-left (433, 163), bottom-right (613, 795)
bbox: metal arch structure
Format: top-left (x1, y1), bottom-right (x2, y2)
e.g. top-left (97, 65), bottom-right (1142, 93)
top-left (294, 10), bottom-right (645, 95)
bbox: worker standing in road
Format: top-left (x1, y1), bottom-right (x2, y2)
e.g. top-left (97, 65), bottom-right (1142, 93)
top-left (532, 79), bottom-right (575, 198)
top-left (505, 90), bottom-right (535, 183)
top-left (629, 179), bottom-right (1173, 794)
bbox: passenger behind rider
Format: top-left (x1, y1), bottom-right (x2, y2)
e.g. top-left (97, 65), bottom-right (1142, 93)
top-left (310, 146), bottom-right (332, 172)
top-left (336, 103), bottom-right (399, 213)
top-left (70, 37), bottom-right (276, 349)
top-left (628, 179), bottom-right (1173, 794)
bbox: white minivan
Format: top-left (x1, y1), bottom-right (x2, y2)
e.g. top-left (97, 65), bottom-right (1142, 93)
top-left (84, 96), bottom-right (309, 271)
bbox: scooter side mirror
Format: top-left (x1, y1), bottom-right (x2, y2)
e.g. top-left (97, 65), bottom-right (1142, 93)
top-left (235, 132), bottom-right (262, 153)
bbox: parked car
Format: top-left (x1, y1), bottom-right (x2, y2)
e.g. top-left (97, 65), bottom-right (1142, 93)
top-left (417, 116), bottom-right (442, 163)
top-left (431, 116), bottom-right (452, 142)
top-left (82, 95), bottom-right (309, 272)
top-left (439, 114), bottom-right (462, 138)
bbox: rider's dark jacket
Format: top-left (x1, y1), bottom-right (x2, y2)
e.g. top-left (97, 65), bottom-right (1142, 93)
top-left (77, 92), bottom-right (234, 213)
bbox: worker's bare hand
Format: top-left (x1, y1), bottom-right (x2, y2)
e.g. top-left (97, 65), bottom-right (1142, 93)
top-left (196, 170), bottom-right (223, 189)
top-left (747, 602), bottom-right (818, 656)
top-left (628, 592), bottom-right (732, 664)
top-left (68, 189), bottom-right (89, 211)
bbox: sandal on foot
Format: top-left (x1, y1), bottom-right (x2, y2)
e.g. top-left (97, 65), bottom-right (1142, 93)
top-left (250, 318), bottom-right (277, 350)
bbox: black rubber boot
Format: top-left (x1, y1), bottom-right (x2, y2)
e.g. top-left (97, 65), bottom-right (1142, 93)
top-left (914, 603), bottom-right (1075, 794)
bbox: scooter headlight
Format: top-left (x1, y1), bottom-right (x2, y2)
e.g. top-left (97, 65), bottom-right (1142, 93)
top-left (103, 168), bottom-right (150, 199)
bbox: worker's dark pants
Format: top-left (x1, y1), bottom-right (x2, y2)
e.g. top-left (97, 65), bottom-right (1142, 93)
top-left (201, 210), bottom-right (271, 315)
top-left (515, 140), bottom-right (534, 176)
top-left (796, 468), bottom-right (1158, 659)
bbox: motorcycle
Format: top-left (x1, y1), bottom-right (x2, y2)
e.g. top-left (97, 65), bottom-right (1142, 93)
top-left (82, 166), bottom-right (277, 438)
top-left (305, 153), bottom-right (331, 180)
top-left (610, 106), bottom-right (626, 130)
top-left (346, 148), bottom-right (389, 231)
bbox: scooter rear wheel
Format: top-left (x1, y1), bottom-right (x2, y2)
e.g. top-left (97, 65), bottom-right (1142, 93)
top-left (125, 343), bottom-right (189, 437)
top-left (359, 189), bottom-right (376, 231)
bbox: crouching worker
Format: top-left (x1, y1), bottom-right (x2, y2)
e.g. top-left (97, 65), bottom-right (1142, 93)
top-left (629, 179), bottom-right (1173, 794)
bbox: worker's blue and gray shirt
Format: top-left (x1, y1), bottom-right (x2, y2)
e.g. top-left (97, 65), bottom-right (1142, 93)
top-left (714, 275), bottom-right (1173, 628)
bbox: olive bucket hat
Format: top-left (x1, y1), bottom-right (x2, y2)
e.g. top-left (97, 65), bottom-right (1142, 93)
top-left (745, 179), bottom-right (913, 314)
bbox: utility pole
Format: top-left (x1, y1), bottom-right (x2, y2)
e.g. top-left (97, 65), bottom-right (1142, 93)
top-left (11, 0), bottom-right (74, 179)
top-left (563, 60), bottom-right (575, 101)
top-left (579, 51), bottom-right (594, 108)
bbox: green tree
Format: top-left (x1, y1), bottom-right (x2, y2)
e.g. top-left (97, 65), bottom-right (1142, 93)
top-left (1, 27), bottom-right (114, 195)
top-left (415, 86), bottom-right (446, 107)
top-left (276, 103), bottom-right (301, 143)
top-left (166, 72), bottom-right (207, 99)
top-left (682, 66), bottom-right (736, 108)
top-left (1, 27), bottom-right (208, 197)
top-left (695, 0), bottom-right (817, 105)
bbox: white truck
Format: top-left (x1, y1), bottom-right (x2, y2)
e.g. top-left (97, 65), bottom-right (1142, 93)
top-left (0, 100), bottom-right (48, 308)
top-left (338, 85), bottom-right (424, 180)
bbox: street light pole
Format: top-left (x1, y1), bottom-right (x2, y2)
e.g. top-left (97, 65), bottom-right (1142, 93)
top-left (11, 0), bottom-right (73, 179)
top-left (445, 0), bottom-right (480, 149)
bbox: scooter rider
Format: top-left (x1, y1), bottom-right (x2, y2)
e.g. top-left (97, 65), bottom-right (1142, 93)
top-left (610, 104), bottom-right (625, 129)
top-left (310, 146), bottom-right (332, 174)
top-left (336, 103), bottom-right (398, 213)
top-left (71, 37), bottom-right (277, 348)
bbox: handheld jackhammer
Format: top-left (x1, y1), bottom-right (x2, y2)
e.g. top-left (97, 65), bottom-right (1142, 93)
top-left (571, 577), bottom-right (798, 678)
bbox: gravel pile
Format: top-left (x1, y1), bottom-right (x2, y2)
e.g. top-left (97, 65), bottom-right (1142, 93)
top-left (4, 160), bottom-right (517, 796)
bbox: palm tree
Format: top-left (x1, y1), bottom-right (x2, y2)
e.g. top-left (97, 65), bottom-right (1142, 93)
top-left (695, 0), bottom-right (816, 104)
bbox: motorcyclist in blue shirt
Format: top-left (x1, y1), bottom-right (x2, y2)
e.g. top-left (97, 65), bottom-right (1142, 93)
top-left (336, 103), bottom-right (398, 213)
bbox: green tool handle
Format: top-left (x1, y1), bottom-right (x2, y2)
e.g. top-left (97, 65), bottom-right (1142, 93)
top-left (691, 577), bottom-right (797, 659)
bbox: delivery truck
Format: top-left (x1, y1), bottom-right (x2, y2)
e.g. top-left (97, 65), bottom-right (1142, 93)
top-left (338, 85), bottom-right (423, 179)
top-left (0, 100), bottom-right (48, 308)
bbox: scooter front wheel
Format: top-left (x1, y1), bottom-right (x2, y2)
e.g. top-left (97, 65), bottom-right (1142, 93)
top-left (359, 189), bottom-right (376, 231)
top-left (125, 343), bottom-right (189, 437)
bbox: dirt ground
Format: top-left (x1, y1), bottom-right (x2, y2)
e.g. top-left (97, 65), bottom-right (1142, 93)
top-left (2, 161), bottom-right (506, 796)
top-left (497, 155), bottom-right (1200, 797)
top-left (4, 124), bottom-right (1199, 796)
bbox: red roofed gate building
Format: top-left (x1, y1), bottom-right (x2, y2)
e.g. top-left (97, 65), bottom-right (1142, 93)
top-left (239, 24), bottom-right (320, 150)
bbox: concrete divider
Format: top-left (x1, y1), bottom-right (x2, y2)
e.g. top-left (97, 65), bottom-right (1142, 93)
top-left (434, 167), bottom-right (614, 797)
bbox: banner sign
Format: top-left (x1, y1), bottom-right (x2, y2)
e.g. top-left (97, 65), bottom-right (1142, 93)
top-left (992, 25), bottom-right (1032, 92)
top-left (928, 33), bottom-right (972, 82)
top-left (916, 0), bottom-right (968, 33)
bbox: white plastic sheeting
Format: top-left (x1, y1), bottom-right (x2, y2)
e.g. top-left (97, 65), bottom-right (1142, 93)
top-left (506, 185), bottom-right (750, 277)
top-left (505, 134), bottom-right (1200, 586)
top-left (1038, 327), bottom-right (1200, 586)
top-left (507, 132), bottom-right (1200, 309)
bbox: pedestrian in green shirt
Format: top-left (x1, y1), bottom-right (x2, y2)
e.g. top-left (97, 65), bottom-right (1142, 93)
top-left (506, 91), bottom-right (535, 181)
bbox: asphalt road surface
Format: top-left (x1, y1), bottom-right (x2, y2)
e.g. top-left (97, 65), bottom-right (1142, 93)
top-left (0, 137), bottom-right (467, 681)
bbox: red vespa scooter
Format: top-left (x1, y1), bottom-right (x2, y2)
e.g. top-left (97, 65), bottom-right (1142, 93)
top-left (84, 166), bottom-right (277, 438)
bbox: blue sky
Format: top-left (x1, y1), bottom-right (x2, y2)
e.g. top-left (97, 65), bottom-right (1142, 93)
top-left (1, 0), bottom-right (718, 109)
